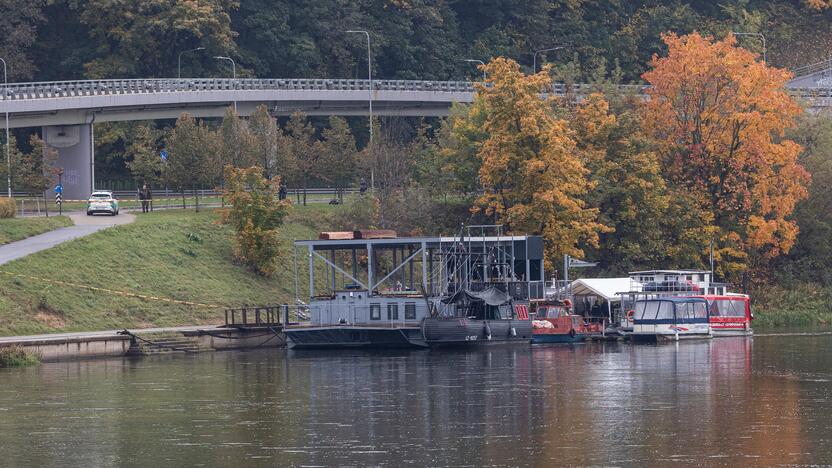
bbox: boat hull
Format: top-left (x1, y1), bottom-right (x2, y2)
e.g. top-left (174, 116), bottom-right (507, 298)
top-left (532, 333), bottom-right (586, 344)
top-left (422, 318), bottom-right (532, 346)
top-left (631, 332), bottom-right (712, 343)
top-left (285, 326), bottom-right (427, 349)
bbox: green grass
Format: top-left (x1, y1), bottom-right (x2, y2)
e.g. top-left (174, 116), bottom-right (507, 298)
top-left (752, 283), bottom-right (832, 328)
top-left (0, 205), bottom-right (336, 336)
top-left (0, 346), bottom-right (40, 368)
top-left (0, 216), bottom-right (73, 245)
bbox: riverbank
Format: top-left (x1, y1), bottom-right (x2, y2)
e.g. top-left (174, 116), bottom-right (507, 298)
top-left (0, 216), bottom-right (73, 245)
top-left (0, 206), bottom-right (328, 336)
top-left (752, 283), bottom-right (832, 328)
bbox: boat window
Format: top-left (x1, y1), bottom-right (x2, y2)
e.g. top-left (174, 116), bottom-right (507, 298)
top-left (387, 303), bottom-right (399, 320)
top-left (657, 301), bottom-right (674, 320)
top-left (637, 301), bottom-right (659, 320)
top-left (405, 303), bottom-right (416, 320)
top-left (693, 302), bottom-right (708, 319)
top-left (370, 303), bottom-right (381, 320)
top-left (714, 299), bottom-right (745, 317)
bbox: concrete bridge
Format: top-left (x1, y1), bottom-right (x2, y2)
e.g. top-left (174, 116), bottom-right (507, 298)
top-left (0, 77), bottom-right (828, 199)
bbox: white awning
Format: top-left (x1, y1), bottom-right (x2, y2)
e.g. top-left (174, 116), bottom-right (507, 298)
top-left (570, 278), bottom-right (640, 302)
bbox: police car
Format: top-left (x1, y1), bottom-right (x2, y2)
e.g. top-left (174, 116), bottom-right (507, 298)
top-left (86, 191), bottom-right (119, 216)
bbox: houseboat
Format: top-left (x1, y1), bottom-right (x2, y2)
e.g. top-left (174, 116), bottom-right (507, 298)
top-left (690, 293), bottom-right (753, 336)
top-left (631, 297), bottom-right (712, 342)
top-left (283, 226), bottom-right (544, 349)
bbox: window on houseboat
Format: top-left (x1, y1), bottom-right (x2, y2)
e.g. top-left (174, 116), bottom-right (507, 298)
top-left (370, 304), bottom-right (381, 320)
top-left (693, 302), bottom-right (707, 319)
top-left (387, 303), bottom-right (399, 320)
top-left (657, 301), bottom-right (674, 320)
top-left (712, 299), bottom-right (746, 317)
top-left (637, 301), bottom-right (659, 320)
top-left (405, 303), bottom-right (416, 320)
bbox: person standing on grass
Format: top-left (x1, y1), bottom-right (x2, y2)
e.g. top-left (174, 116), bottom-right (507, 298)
top-left (138, 184), bottom-right (146, 213)
top-left (139, 184), bottom-right (150, 213)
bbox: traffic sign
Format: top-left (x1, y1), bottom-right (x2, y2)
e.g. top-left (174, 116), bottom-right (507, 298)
top-left (160, 150), bottom-right (168, 161)
top-left (55, 193), bottom-right (62, 205)
top-left (54, 184), bottom-right (62, 193)
top-left (569, 257), bottom-right (598, 268)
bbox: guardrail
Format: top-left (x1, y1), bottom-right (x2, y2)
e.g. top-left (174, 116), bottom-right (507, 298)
top-left (0, 77), bottom-right (828, 105)
top-left (791, 58), bottom-right (832, 78)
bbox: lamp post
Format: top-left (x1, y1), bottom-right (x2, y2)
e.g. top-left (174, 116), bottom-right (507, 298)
top-left (0, 57), bottom-right (9, 198)
top-left (731, 32), bottom-right (766, 63)
top-left (464, 59), bottom-right (486, 81)
top-left (533, 47), bottom-right (563, 73)
top-left (214, 56), bottom-right (237, 113)
top-left (178, 47), bottom-right (205, 79)
top-left (346, 30), bottom-right (374, 191)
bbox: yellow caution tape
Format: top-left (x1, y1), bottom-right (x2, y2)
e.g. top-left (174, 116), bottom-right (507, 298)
top-left (0, 270), bottom-right (225, 309)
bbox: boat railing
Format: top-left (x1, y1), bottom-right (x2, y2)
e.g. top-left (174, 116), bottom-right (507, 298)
top-left (467, 280), bottom-right (546, 300)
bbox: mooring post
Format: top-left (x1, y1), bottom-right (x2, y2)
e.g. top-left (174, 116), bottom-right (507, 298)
top-left (283, 304), bottom-right (290, 325)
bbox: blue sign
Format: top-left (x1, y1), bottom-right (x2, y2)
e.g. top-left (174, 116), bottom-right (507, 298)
top-left (54, 184), bottom-right (62, 193)
top-left (160, 150), bottom-right (168, 161)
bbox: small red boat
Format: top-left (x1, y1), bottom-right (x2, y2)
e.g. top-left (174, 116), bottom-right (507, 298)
top-left (532, 300), bottom-right (593, 343)
top-left (688, 294), bottom-right (753, 336)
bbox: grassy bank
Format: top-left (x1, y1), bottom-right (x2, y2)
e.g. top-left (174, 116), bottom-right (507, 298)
top-left (0, 346), bottom-right (40, 368)
top-left (0, 206), bottom-right (330, 337)
top-left (0, 216), bottom-right (73, 245)
top-left (752, 283), bottom-right (832, 328)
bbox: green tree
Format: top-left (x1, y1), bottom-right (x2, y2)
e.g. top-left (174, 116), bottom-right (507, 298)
top-left (248, 105), bottom-right (279, 178)
top-left (221, 165), bottom-right (291, 276)
top-left (280, 112), bottom-right (317, 205)
top-left (125, 125), bottom-right (165, 187)
top-left (315, 116), bottom-right (358, 202)
top-left (78, 0), bottom-right (238, 78)
top-left (0, 0), bottom-right (45, 80)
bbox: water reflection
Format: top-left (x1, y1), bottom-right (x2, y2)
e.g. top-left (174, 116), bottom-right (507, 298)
top-left (0, 336), bottom-right (829, 466)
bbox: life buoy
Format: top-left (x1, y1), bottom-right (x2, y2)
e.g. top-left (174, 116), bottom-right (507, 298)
top-left (563, 299), bottom-right (572, 307)
top-left (625, 310), bottom-right (635, 322)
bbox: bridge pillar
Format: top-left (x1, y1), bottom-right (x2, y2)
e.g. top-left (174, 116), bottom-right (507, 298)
top-left (42, 124), bottom-right (94, 201)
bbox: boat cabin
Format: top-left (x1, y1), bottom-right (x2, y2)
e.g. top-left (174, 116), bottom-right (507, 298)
top-left (632, 297), bottom-right (711, 341)
top-left (628, 270), bottom-right (726, 295)
top-left (690, 294), bottom-right (753, 335)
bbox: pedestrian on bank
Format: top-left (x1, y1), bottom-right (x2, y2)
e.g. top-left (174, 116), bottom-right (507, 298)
top-left (138, 184), bottom-right (147, 213)
top-left (359, 177), bottom-right (368, 195)
top-left (140, 184), bottom-right (150, 213)
top-left (146, 185), bottom-right (153, 212)
top-left (278, 183), bottom-right (287, 201)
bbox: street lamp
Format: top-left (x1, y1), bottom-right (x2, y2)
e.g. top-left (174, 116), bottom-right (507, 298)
top-left (533, 47), bottom-right (563, 73)
top-left (464, 59), bottom-right (486, 81)
top-left (346, 29), bottom-right (374, 191)
top-left (731, 32), bottom-right (766, 63)
top-left (178, 47), bottom-right (205, 79)
top-left (214, 56), bottom-right (237, 112)
top-left (0, 57), bottom-right (9, 198)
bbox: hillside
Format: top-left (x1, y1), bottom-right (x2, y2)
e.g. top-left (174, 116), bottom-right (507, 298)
top-left (0, 207), bottom-right (329, 337)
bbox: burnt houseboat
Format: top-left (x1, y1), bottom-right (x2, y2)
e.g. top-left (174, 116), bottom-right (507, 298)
top-left (283, 226), bottom-right (544, 349)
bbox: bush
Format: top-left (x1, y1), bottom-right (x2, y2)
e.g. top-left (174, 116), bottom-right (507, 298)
top-left (0, 198), bottom-right (15, 219)
top-left (0, 346), bottom-right (40, 368)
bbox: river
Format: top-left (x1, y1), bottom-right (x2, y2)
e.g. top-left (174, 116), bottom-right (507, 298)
top-left (0, 334), bottom-right (830, 466)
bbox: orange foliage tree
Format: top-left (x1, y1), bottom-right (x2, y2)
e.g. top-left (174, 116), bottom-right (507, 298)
top-left (642, 32), bottom-right (809, 278)
top-left (472, 58), bottom-right (609, 268)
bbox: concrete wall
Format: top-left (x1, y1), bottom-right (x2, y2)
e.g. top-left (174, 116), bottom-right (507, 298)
top-left (2, 335), bottom-right (133, 362)
top-left (42, 123), bottom-right (94, 201)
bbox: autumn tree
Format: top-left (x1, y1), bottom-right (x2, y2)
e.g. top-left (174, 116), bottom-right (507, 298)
top-left (221, 165), bottom-right (291, 276)
top-left (4, 134), bottom-right (59, 196)
top-left (165, 113), bottom-right (214, 210)
top-left (280, 112), bottom-right (317, 205)
top-left (642, 33), bottom-right (809, 280)
top-left (463, 57), bottom-right (609, 268)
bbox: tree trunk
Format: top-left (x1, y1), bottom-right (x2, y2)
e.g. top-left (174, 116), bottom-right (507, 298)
top-left (182, 190), bottom-right (186, 209)
top-left (303, 177), bottom-right (308, 206)
top-left (194, 185), bottom-right (200, 212)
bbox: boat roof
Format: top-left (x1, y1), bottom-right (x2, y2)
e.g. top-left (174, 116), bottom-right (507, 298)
top-left (636, 297), bottom-right (708, 303)
top-left (294, 235), bottom-right (538, 248)
top-left (570, 278), bottom-right (638, 301)
top-left (629, 269), bottom-right (711, 275)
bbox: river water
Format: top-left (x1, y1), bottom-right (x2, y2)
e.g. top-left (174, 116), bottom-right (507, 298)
top-left (1, 335), bottom-right (830, 467)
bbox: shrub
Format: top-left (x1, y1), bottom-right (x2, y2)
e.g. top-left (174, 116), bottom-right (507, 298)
top-left (0, 346), bottom-right (40, 368)
top-left (0, 197), bottom-right (15, 219)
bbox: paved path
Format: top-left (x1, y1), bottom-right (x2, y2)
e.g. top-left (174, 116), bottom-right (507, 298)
top-left (0, 212), bottom-right (135, 265)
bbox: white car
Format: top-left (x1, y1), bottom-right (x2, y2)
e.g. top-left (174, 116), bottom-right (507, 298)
top-left (86, 191), bottom-right (119, 216)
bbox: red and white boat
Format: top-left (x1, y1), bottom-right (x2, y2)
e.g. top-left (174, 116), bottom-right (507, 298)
top-left (689, 294), bottom-right (753, 336)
